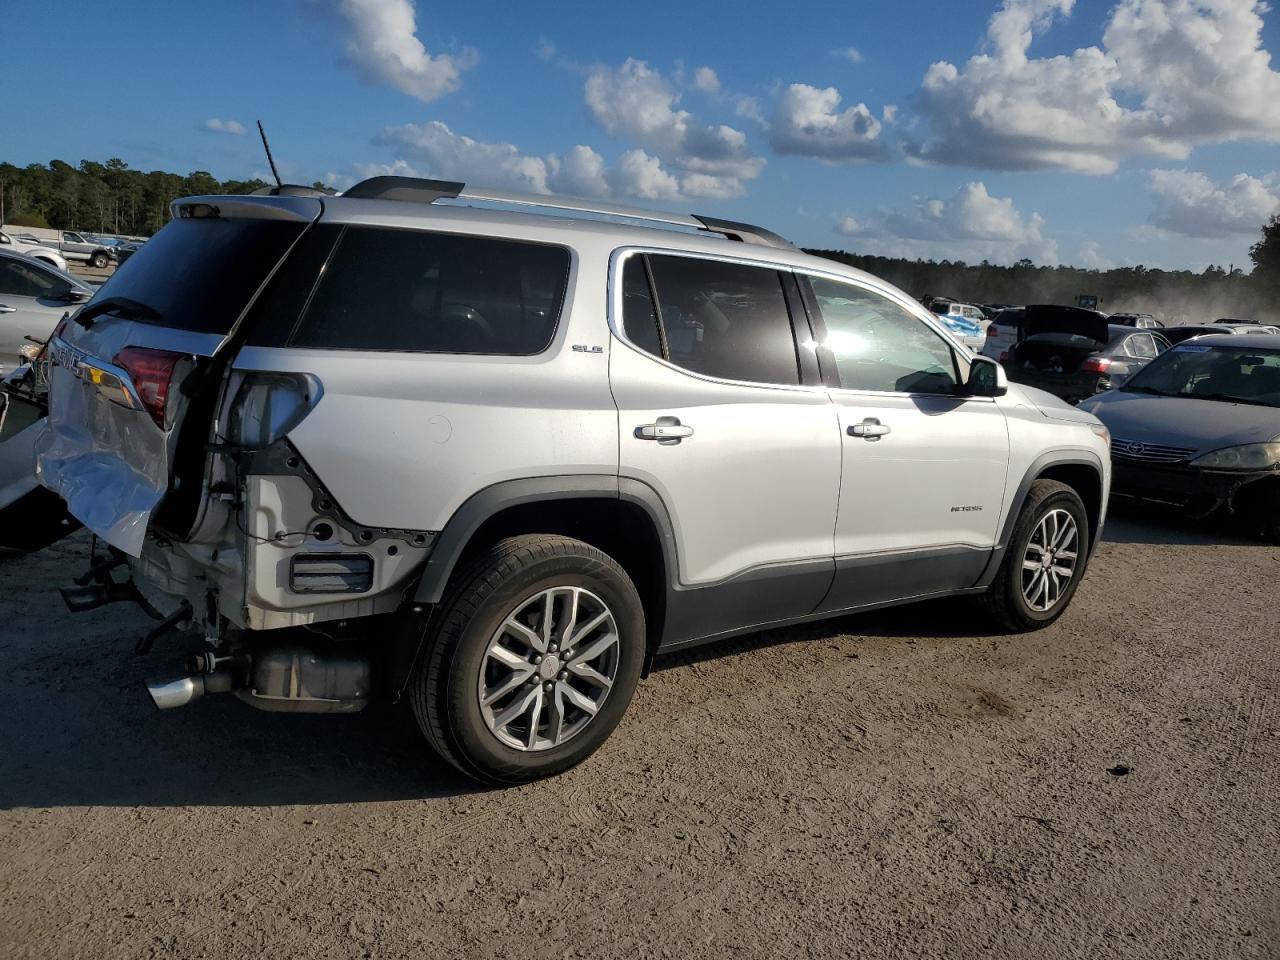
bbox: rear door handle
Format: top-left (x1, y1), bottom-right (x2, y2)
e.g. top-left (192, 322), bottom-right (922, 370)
top-left (0, 305), bottom-right (16, 314)
top-left (848, 418), bottom-right (891, 440)
top-left (636, 417), bottom-right (694, 444)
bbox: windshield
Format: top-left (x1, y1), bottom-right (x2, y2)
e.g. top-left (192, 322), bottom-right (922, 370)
top-left (84, 217), bottom-right (305, 334)
top-left (1122, 343), bottom-right (1280, 407)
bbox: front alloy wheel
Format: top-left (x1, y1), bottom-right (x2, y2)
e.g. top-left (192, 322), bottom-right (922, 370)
top-left (982, 479), bottom-right (1091, 631)
top-left (1020, 508), bottom-right (1080, 612)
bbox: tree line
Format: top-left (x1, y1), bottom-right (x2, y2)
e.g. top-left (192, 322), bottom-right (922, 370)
top-left (809, 217), bottom-right (1280, 326)
top-left (2, 157), bottom-right (1277, 325)
top-left (0, 158), bottom-right (271, 237)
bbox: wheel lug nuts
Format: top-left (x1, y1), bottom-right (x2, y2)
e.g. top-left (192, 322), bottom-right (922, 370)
top-left (558, 671), bottom-right (568, 681)
top-left (534, 655), bottom-right (543, 664)
top-left (544, 681), bottom-right (554, 691)
top-left (549, 644), bottom-right (559, 653)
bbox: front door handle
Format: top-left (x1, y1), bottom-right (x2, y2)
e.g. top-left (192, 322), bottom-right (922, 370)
top-left (636, 416), bottom-right (694, 445)
top-left (0, 305), bottom-right (16, 314)
top-left (848, 417), bottom-right (890, 440)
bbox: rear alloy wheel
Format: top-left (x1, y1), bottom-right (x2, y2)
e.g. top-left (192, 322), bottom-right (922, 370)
top-left (478, 586), bottom-right (621, 751)
top-left (982, 480), bottom-right (1090, 631)
top-left (410, 535), bottom-right (645, 785)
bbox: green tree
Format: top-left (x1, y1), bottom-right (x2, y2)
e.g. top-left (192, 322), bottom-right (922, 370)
top-left (1250, 215), bottom-right (1280, 294)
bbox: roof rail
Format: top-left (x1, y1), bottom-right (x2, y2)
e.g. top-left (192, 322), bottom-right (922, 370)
top-left (340, 176), bottom-right (794, 250)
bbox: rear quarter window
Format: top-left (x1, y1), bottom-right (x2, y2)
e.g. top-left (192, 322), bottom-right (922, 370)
top-left (283, 226), bottom-right (571, 355)
top-left (88, 218), bottom-right (305, 334)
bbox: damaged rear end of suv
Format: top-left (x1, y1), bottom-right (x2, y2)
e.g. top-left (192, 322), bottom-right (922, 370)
top-left (38, 193), bottom-right (417, 717)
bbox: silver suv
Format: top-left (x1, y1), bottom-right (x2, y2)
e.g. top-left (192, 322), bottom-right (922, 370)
top-left (36, 178), bottom-right (1111, 784)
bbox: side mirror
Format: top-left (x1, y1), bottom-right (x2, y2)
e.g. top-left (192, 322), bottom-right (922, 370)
top-left (966, 355), bottom-right (1008, 397)
top-left (62, 288), bottom-right (91, 304)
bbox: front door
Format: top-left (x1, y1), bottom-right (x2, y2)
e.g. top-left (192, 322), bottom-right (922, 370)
top-left (609, 250), bottom-right (842, 643)
top-left (797, 273), bottom-right (1011, 613)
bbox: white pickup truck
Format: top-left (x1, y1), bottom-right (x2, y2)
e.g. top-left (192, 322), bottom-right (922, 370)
top-left (0, 231), bottom-right (69, 272)
top-left (45, 230), bottom-right (116, 268)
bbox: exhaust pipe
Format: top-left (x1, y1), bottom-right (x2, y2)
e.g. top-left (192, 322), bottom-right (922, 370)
top-left (146, 676), bottom-right (205, 710)
top-left (144, 648), bottom-right (369, 713)
top-left (145, 670), bottom-right (233, 710)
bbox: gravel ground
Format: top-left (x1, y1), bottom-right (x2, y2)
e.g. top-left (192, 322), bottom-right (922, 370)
top-left (1, 504), bottom-right (1277, 960)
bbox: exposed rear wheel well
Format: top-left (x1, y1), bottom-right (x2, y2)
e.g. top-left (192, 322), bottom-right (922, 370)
top-left (1035, 463), bottom-right (1103, 547)
top-left (451, 498), bottom-right (668, 666)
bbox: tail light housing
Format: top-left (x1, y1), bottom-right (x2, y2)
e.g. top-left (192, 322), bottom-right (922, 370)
top-left (227, 372), bottom-right (323, 449)
top-left (1080, 356), bottom-right (1113, 374)
top-left (114, 347), bottom-right (187, 428)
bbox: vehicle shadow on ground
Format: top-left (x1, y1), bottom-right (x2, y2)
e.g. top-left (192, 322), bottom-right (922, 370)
top-left (0, 623), bottom-right (484, 809)
top-left (1101, 499), bottom-right (1263, 547)
top-left (654, 596), bottom-right (982, 673)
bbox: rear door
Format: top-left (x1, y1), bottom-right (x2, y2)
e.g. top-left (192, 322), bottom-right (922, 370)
top-left (36, 197), bottom-right (320, 554)
top-left (609, 250), bottom-right (841, 643)
top-left (797, 272), bottom-right (1010, 613)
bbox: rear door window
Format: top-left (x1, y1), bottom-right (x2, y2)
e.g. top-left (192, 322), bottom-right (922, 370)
top-left (1128, 334), bottom-right (1159, 359)
top-left (284, 227), bottom-right (570, 355)
top-left (636, 253), bottom-right (800, 386)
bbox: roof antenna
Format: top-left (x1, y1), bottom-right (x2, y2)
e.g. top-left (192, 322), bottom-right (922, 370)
top-left (257, 120), bottom-right (282, 190)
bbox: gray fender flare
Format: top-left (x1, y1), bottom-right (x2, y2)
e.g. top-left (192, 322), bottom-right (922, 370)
top-left (975, 451), bottom-right (1106, 588)
top-left (412, 475), bottom-right (681, 603)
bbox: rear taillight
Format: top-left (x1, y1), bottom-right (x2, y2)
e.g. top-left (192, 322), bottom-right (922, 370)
top-left (227, 372), bottom-right (323, 449)
top-left (1080, 357), bottom-right (1113, 374)
top-left (114, 347), bottom-right (186, 428)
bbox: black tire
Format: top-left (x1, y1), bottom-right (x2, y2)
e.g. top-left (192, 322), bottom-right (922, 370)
top-left (90, 251), bottom-right (109, 269)
top-left (981, 479), bottom-right (1090, 632)
top-left (409, 535), bottom-right (645, 785)
top-left (1234, 478), bottom-right (1280, 543)
top-left (0, 488), bottom-right (81, 552)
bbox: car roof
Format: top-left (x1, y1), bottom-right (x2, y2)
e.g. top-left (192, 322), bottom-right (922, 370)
top-left (1190, 333), bottom-right (1280, 349)
top-left (0, 247), bottom-right (90, 286)
top-left (178, 189), bottom-right (916, 302)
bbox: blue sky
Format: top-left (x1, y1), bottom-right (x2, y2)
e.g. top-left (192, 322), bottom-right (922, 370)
top-left (5, 0), bottom-right (1280, 271)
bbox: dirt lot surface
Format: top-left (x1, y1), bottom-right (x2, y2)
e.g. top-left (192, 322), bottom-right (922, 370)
top-left (1, 505), bottom-right (1277, 959)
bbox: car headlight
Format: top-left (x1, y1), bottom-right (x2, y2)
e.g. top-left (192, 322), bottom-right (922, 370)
top-left (1188, 442), bottom-right (1280, 470)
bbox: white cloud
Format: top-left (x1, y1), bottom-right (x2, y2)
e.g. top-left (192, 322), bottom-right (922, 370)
top-left (583, 58), bottom-right (764, 196)
top-left (833, 47), bottom-right (864, 64)
top-left (735, 96), bottom-right (764, 122)
top-left (882, 104), bottom-right (898, 124)
top-left (330, 0), bottom-right (477, 103)
top-left (836, 181), bottom-right (1058, 263)
top-left (376, 121), bottom-right (549, 192)
top-left (1147, 168), bottom-right (1280, 237)
top-left (203, 118), bottom-right (246, 135)
top-left (1077, 240), bottom-right (1115, 270)
top-left (768, 83), bottom-right (887, 161)
top-left (368, 121), bottom-right (725, 201)
top-left (693, 66), bottom-right (720, 94)
top-left (609, 150), bottom-right (683, 200)
top-left (547, 145), bottom-right (610, 196)
top-left (912, 0), bottom-right (1280, 174)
